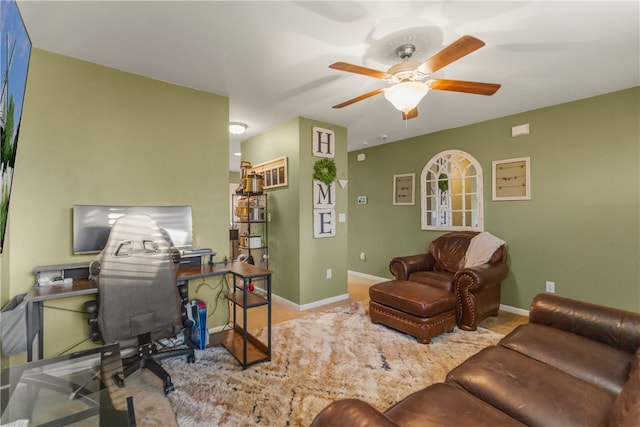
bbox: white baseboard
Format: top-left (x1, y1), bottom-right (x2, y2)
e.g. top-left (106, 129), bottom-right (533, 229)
top-left (272, 292), bottom-right (350, 312)
top-left (271, 293), bottom-right (300, 310)
top-left (300, 294), bottom-right (350, 311)
top-left (347, 270), bottom-right (387, 282)
top-left (500, 304), bottom-right (529, 317)
top-left (208, 324), bottom-right (229, 334)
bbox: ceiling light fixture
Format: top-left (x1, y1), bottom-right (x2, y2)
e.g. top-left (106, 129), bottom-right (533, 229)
top-left (229, 122), bottom-right (248, 135)
top-left (384, 81), bottom-right (429, 114)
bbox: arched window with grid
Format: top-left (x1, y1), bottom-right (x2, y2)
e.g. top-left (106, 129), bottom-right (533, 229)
top-left (421, 150), bottom-right (483, 231)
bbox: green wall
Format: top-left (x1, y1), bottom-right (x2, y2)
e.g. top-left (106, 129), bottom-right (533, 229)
top-left (1, 49), bottom-right (230, 362)
top-left (242, 118), bottom-right (301, 303)
top-left (242, 118), bottom-right (348, 306)
top-left (348, 87), bottom-right (640, 312)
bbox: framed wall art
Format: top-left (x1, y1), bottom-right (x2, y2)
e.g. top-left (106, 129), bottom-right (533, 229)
top-left (393, 173), bottom-right (415, 205)
top-left (252, 157), bottom-right (288, 190)
top-left (492, 157), bottom-right (531, 201)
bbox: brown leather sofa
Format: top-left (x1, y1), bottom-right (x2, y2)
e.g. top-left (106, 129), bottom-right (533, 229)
top-left (389, 231), bottom-right (508, 330)
top-left (310, 293), bottom-right (640, 427)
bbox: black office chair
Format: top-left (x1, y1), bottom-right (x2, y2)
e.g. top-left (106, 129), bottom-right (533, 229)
top-left (85, 214), bottom-right (195, 395)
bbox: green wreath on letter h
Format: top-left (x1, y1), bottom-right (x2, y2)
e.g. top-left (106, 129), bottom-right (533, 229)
top-left (313, 158), bottom-right (337, 186)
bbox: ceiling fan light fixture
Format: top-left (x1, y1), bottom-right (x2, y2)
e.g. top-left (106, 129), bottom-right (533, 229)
top-left (229, 122), bottom-right (248, 135)
top-left (384, 81), bottom-right (429, 113)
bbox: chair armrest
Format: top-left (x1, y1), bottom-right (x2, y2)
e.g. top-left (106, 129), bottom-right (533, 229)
top-left (529, 293), bottom-right (640, 353)
top-left (310, 399), bottom-right (399, 427)
top-left (389, 253), bottom-right (435, 280)
top-left (454, 263), bottom-right (509, 330)
top-left (454, 263), bottom-right (509, 294)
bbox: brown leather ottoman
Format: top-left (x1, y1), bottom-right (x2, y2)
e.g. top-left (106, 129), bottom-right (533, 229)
top-left (369, 280), bottom-right (457, 344)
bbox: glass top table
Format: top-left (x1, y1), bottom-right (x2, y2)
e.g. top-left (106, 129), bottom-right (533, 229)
top-left (1, 343), bottom-right (133, 426)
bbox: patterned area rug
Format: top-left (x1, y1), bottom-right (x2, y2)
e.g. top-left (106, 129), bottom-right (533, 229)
top-left (162, 302), bottom-right (503, 426)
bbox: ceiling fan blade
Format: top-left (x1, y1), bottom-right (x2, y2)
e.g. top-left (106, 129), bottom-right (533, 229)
top-left (332, 88), bottom-right (385, 109)
top-left (402, 108), bottom-right (418, 120)
top-left (329, 62), bottom-right (392, 80)
top-left (429, 79), bottom-right (501, 95)
top-left (417, 35), bottom-right (486, 75)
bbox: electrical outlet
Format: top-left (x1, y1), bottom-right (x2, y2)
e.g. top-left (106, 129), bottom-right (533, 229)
top-left (326, 269), bottom-right (332, 279)
top-left (359, 252), bottom-right (366, 261)
top-left (545, 281), bottom-right (555, 293)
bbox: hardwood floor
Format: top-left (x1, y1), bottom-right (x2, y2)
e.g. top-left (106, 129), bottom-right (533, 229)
top-left (243, 273), bottom-right (528, 335)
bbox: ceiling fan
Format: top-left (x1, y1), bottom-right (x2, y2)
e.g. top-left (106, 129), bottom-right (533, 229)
top-left (329, 35), bottom-right (501, 120)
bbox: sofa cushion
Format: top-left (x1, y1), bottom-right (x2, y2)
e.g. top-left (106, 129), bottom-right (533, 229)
top-left (446, 345), bottom-right (616, 427)
top-left (499, 323), bottom-right (633, 394)
top-left (384, 383), bottom-right (526, 427)
top-left (407, 271), bottom-right (454, 292)
top-left (609, 347), bottom-right (640, 427)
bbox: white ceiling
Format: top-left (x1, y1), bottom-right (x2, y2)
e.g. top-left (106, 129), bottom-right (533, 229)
top-left (17, 1), bottom-right (640, 171)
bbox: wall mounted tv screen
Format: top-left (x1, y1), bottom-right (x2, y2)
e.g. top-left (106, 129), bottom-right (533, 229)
top-left (1, 0), bottom-right (32, 254)
top-left (73, 205), bottom-right (193, 254)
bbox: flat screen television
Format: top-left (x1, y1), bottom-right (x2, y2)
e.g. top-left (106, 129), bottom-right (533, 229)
top-left (73, 205), bottom-right (193, 254)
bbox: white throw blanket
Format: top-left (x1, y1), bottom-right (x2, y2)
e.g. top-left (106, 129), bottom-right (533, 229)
top-left (464, 232), bottom-right (506, 268)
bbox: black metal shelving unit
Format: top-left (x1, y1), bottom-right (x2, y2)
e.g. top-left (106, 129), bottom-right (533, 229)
top-left (221, 264), bottom-right (271, 368)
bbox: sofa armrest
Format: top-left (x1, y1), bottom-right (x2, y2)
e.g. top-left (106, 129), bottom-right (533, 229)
top-left (529, 293), bottom-right (640, 353)
top-left (310, 399), bottom-right (399, 427)
top-left (389, 253), bottom-right (435, 280)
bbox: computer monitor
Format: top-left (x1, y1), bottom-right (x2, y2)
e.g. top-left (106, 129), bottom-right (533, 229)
top-left (72, 205), bottom-right (193, 254)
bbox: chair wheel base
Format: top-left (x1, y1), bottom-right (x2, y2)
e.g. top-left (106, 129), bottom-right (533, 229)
top-left (164, 383), bottom-right (175, 395)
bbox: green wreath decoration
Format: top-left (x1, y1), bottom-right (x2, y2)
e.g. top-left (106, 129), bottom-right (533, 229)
top-left (313, 158), bottom-right (337, 186)
top-left (438, 173), bottom-right (449, 193)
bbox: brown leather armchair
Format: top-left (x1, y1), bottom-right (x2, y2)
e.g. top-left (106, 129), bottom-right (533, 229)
top-left (389, 231), bottom-right (508, 331)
